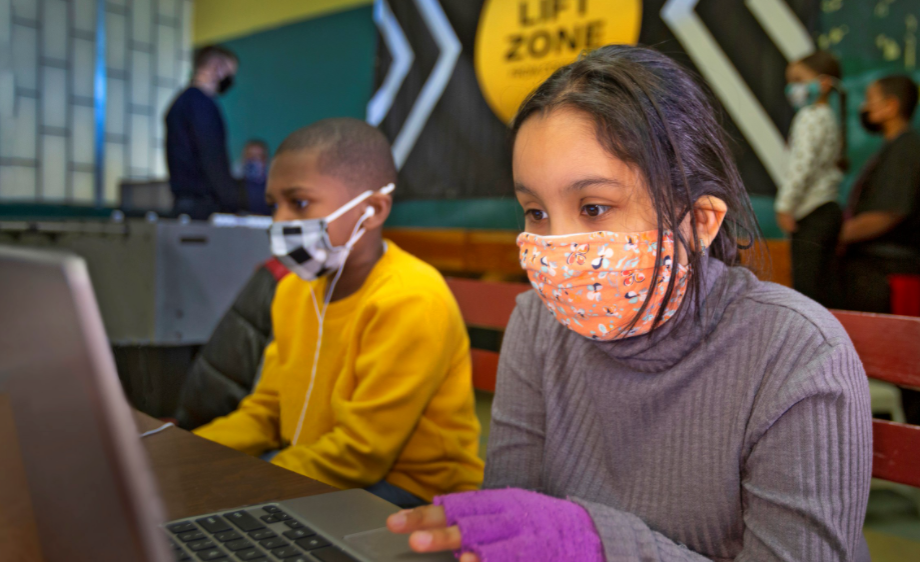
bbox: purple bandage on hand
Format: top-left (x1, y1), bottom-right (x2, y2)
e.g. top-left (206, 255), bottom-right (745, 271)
top-left (433, 488), bottom-right (604, 562)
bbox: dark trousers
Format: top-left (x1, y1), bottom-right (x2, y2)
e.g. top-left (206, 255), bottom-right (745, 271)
top-left (840, 253), bottom-right (920, 313)
top-left (260, 450), bottom-right (425, 509)
top-left (364, 480), bottom-right (426, 509)
top-left (842, 251), bottom-right (920, 424)
top-left (791, 202), bottom-right (842, 307)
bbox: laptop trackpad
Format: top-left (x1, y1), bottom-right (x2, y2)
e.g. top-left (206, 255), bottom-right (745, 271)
top-left (344, 528), bottom-right (452, 561)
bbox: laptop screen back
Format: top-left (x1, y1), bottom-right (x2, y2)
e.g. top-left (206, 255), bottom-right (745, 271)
top-left (0, 246), bottom-right (170, 562)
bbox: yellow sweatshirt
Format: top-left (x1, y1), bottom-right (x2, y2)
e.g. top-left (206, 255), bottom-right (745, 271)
top-left (194, 241), bottom-right (483, 501)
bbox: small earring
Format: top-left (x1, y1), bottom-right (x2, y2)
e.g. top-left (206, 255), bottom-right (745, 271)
top-left (700, 238), bottom-right (708, 257)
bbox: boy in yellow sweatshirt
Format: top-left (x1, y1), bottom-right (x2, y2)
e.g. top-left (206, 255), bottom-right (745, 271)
top-left (194, 118), bottom-right (483, 507)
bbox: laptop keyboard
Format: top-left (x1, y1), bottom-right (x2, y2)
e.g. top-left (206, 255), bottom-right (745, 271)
top-left (165, 505), bottom-right (358, 562)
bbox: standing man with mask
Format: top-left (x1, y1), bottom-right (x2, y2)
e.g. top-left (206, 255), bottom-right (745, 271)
top-left (839, 75), bottom-right (920, 313)
top-left (840, 75), bottom-right (920, 425)
top-left (165, 45), bottom-right (241, 220)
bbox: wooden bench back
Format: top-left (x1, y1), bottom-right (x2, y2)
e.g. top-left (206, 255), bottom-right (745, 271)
top-left (389, 229), bottom-right (793, 286)
top-left (830, 310), bottom-right (920, 487)
top-left (446, 278), bottom-right (920, 487)
top-left (445, 278), bottom-right (530, 393)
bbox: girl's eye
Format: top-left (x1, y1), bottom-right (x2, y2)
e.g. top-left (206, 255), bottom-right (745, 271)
top-left (293, 199), bottom-right (309, 210)
top-left (526, 209), bottom-right (547, 221)
top-left (582, 204), bottom-right (611, 217)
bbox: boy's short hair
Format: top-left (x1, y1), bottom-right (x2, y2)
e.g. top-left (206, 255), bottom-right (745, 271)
top-left (276, 118), bottom-right (397, 194)
top-left (876, 75), bottom-right (919, 120)
top-left (194, 45), bottom-right (238, 71)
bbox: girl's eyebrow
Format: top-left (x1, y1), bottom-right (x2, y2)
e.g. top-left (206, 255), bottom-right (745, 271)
top-left (566, 177), bottom-right (626, 193)
top-left (514, 182), bottom-right (536, 196)
top-left (515, 177), bottom-right (625, 196)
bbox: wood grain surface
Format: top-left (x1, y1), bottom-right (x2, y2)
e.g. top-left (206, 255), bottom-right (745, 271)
top-left (0, 401), bottom-right (336, 561)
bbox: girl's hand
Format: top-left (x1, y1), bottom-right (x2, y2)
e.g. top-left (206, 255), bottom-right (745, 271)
top-left (776, 212), bottom-right (798, 234)
top-left (387, 505), bottom-right (481, 562)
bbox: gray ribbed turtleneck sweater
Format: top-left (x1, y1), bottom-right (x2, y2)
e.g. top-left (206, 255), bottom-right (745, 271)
top-left (484, 258), bottom-right (872, 561)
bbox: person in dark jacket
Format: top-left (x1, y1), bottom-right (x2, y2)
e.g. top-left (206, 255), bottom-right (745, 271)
top-left (840, 75), bottom-right (920, 313)
top-left (175, 259), bottom-right (289, 430)
top-left (840, 75), bottom-right (920, 425)
top-left (165, 45), bottom-right (241, 220)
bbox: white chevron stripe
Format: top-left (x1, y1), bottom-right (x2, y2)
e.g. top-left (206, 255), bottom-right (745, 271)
top-left (390, 0), bottom-right (461, 169)
top-left (661, 0), bottom-right (787, 185)
top-left (366, 0), bottom-right (414, 127)
top-left (746, 0), bottom-right (815, 62)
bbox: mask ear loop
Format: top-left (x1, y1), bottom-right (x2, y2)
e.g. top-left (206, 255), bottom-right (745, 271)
top-left (290, 202), bottom-right (377, 446)
top-left (345, 206), bottom-right (376, 249)
top-left (325, 190), bottom-right (373, 223)
top-left (319, 183), bottom-right (393, 250)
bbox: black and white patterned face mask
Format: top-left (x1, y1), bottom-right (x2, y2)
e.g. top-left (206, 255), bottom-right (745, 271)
top-left (269, 184), bottom-right (394, 281)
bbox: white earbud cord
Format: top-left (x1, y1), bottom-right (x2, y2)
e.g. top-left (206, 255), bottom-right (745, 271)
top-left (290, 206), bottom-right (374, 446)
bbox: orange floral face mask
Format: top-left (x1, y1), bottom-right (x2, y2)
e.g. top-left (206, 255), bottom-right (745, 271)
top-left (517, 230), bottom-right (689, 340)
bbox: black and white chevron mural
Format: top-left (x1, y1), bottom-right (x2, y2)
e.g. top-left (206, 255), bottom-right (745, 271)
top-left (369, 0), bottom-right (822, 201)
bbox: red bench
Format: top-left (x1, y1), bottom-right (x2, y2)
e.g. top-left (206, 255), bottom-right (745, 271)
top-left (447, 278), bottom-right (530, 393)
top-left (446, 278), bottom-right (920, 488)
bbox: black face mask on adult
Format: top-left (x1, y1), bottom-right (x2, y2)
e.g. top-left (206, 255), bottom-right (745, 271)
top-left (217, 74), bottom-right (235, 95)
top-left (860, 109), bottom-right (883, 134)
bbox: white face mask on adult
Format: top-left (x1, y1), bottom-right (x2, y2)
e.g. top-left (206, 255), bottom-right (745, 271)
top-left (269, 183), bottom-right (395, 281)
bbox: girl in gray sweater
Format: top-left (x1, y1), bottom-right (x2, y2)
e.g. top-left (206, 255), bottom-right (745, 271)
top-left (388, 45), bottom-right (872, 562)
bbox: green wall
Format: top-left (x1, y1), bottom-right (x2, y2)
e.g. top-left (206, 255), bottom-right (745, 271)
top-left (216, 6), bottom-right (377, 161)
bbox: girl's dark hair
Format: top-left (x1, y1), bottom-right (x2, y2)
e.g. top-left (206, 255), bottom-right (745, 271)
top-left (797, 50), bottom-right (848, 171)
top-left (511, 44), bottom-right (762, 334)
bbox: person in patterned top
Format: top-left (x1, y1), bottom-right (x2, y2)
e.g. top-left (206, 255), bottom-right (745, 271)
top-left (776, 50), bottom-right (847, 307)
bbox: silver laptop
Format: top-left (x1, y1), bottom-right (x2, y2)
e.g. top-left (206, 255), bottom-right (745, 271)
top-left (0, 246), bottom-right (450, 562)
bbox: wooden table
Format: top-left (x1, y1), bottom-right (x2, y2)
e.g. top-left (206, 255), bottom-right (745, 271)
top-left (0, 397), bottom-right (336, 561)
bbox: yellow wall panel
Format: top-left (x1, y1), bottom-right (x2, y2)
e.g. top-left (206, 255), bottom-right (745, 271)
top-left (193, 0), bottom-right (373, 45)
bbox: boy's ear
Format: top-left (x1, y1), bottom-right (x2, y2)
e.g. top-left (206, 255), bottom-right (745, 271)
top-left (362, 192), bottom-right (392, 230)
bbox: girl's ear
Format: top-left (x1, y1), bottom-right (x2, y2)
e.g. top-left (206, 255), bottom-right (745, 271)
top-left (693, 196), bottom-right (728, 249)
top-left (819, 75), bottom-right (835, 95)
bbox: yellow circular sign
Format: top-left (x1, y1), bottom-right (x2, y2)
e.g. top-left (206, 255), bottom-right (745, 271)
top-left (475, 0), bottom-right (642, 123)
